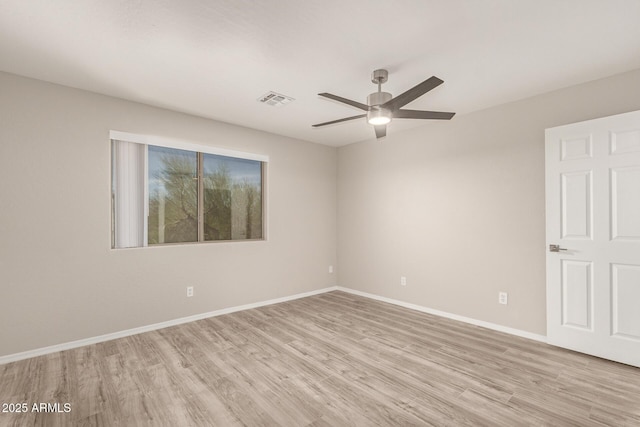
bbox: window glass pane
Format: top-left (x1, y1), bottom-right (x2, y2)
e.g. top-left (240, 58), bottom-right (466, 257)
top-left (148, 146), bottom-right (198, 244)
top-left (203, 154), bottom-right (262, 241)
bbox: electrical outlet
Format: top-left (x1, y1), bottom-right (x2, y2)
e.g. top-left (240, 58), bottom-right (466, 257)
top-left (187, 286), bottom-right (194, 297)
top-left (498, 292), bottom-right (508, 305)
top-left (400, 276), bottom-right (407, 286)
top-left (329, 265), bottom-right (334, 274)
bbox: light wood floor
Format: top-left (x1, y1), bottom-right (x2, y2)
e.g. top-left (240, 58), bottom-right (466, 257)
top-left (1, 291), bottom-right (640, 426)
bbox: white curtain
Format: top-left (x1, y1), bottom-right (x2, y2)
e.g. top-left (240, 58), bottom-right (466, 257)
top-left (113, 140), bottom-right (146, 248)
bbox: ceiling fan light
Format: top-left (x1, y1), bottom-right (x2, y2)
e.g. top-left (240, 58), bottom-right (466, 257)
top-left (368, 116), bottom-right (391, 125)
top-left (367, 108), bottom-right (391, 125)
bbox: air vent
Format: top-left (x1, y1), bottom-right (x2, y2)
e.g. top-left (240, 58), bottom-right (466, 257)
top-left (258, 91), bottom-right (294, 107)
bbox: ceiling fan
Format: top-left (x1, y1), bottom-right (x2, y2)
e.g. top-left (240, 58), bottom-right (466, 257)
top-left (312, 69), bottom-right (455, 139)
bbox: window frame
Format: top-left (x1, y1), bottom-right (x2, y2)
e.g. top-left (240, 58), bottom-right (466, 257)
top-left (110, 130), bottom-right (268, 249)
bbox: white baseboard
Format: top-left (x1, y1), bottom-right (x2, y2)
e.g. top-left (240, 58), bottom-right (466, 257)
top-left (336, 287), bottom-right (547, 343)
top-left (0, 286), bottom-right (339, 365)
top-left (1, 285), bottom-right (546, 365)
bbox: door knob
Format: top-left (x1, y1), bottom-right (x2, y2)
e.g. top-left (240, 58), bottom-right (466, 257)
top-left (549, 244), bottom-right (568, 252)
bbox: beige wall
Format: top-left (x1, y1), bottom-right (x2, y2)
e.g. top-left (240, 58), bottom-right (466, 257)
top-left (0, 72), bottom-right (337, 357)
top-left (338, 69), bottom-right (640, 335)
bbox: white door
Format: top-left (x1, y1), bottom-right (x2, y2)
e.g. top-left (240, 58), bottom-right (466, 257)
top-left (546, 110), bottom-right (640, 368)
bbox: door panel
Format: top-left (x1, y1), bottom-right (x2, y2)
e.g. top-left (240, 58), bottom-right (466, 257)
top-left (561, 260), bottom-right (592, 330)
top-left (611, 129), bottom-right (640, 154)
top-left (561, 135), bottom-right (592, 160)
top-left (611, 167), bottom-right (640, 240)
top-left (561, 171), bottom-right (592, 239)
top-left (611, 264), bottom-right (640, 340)
top-left (546, 110), bottom-right (640, 368)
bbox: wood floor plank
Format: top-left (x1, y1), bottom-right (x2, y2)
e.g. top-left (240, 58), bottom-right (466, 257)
top-left (1, 290), bottom-right (640, 426)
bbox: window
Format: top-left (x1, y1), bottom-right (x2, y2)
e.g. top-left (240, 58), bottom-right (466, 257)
top-left (111, 132), bottom-right (266, 248)
top-left (147, 146), bottom-right (198, 244)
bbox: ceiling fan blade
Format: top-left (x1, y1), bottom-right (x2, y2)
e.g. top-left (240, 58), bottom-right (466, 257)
top-left (312, 114), bottom-right (366, 127)
top-left (383, 76), bottom-right (444, 111)
top-left (374, 125), bottom-right (387, 139)
top-left (394, 109), bottom-right (456, 120)
top-left (319, 93), bottom-right (369, 111)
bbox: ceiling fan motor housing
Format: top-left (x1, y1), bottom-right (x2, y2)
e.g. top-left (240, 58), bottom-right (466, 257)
top-left (367, 91), bottom-right (392, 106)
top-left (367, 91), bottom-right (392, 123)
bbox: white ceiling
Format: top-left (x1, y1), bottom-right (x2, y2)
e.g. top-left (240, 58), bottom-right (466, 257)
top-left (1, 1), bottom-right (640, 147)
